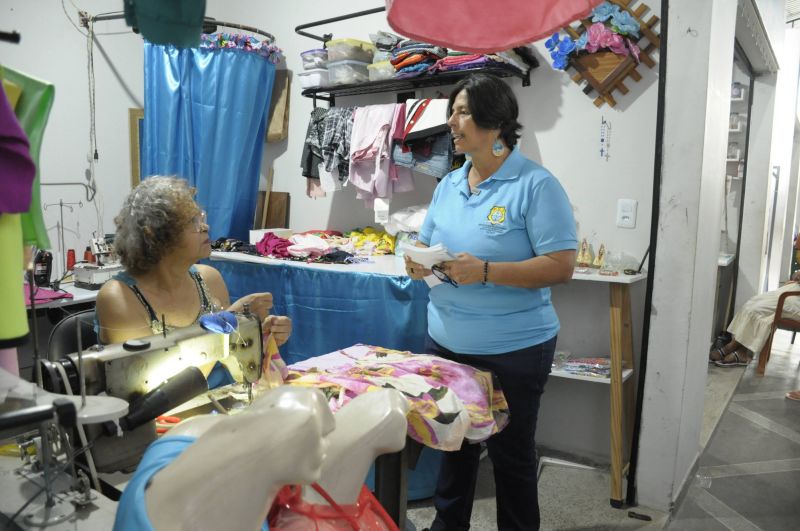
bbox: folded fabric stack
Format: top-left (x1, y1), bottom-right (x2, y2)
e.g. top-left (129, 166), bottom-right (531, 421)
top-left (250, 231), bottom-right (359, 263)
top-left (390, 40), bottom-right (448, 78)
top-left (427, 48), bottom-right (531, 75)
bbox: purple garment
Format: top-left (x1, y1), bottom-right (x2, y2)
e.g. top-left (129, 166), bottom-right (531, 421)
top-left (255, 232), bottom-right (292, 258)
top-left (0, 88), bottom-right (35, 213)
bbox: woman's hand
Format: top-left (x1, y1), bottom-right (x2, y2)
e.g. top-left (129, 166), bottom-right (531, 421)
top-left (229, 292), bottom-right (273, 321)
top-left (404, 255), bottom-right (431, 280)
top-left (441, 253), bottom-right (486, 285)
top-left (263, 315), bottom-right (292, 346)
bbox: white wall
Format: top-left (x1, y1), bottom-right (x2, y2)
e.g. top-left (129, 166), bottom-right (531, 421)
top-left (636, 0), bottom-right (738, 512)
top-left (737, 75), bottom-right (778, 301)
top-left (767, 29), bottom-right (800, 289)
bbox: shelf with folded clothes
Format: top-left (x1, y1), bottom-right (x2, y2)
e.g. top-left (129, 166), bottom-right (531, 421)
top-left (301, 65), bottom-right (530, 104)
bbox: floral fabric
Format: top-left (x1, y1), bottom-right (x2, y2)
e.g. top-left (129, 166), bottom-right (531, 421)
top-left (200, 32), bottom-right (284, 64)
top-left (285, 344), bottom-right (509, 451)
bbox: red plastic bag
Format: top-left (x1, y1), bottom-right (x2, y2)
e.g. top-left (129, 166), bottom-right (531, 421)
top-left (268, 483), bottom-right (398, 531)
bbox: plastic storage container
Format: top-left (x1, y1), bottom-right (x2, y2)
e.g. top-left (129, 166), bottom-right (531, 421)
top-left (367, 61), bottom-right (395, 81)
top-left (327, 59), bottom-right (370, 85)
top-left (300, 48), bottom-right (328, 70)
top-left (326, 38), bottom-right (375, 63)
top-left (297, 68), bottom-right (329, 89)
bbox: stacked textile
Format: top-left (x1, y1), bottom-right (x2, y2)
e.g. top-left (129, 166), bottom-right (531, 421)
top-left (390, 40), bottom-right (448, 77)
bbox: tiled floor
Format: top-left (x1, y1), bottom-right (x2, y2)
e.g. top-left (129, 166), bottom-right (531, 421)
top-left (668, 331), bottom-right (800, 531)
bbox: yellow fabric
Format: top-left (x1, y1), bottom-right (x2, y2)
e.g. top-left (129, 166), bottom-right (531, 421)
top-left (0, 214), bottom-right (28, 343)
top-left (2, 78), bottom-right (22, 109)
top-left (347, 227), bottom-right (396, 255)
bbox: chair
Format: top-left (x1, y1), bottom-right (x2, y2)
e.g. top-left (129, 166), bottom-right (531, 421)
top-left (47, 309), bottom-right (98, 361)
top-left (756, 290), bottom-right (800, 375)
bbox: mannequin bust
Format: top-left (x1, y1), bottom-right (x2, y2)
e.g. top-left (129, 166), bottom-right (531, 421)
top-left (122, 387), bottom-right (334, 531)
top-left (302, 388), bottom-right (410, 505)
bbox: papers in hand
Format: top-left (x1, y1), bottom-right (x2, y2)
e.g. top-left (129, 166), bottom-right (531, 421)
top-left (399, 242), bottom-right (454, 268)
top-left (399, 242), bottom-right (455, 288)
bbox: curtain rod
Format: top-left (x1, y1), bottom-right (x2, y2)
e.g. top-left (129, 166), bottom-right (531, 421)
top-left (89, 12), bottom-right (275, 43)
top-left (0, 30), bottom-right (21, 43)
top-left (295, 7), bottom-right (386, 44)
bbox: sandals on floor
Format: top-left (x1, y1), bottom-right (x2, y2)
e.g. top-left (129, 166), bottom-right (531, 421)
top-left (709, 347), bottom-right (726, 363)
top-left (714, 350), bottom-right (750, 367)
top-left (786, 391), bottom-right (800, 401)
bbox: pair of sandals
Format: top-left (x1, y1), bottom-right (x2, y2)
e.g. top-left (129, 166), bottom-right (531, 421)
top-left (709, 347), bottom-right (750, 367)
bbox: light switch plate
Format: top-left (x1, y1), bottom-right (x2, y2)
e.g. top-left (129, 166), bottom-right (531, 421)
top-left (616, 199), bottom-right (637, 229)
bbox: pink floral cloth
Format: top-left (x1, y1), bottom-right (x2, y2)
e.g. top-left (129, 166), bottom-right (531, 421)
top-left (286, 344), bottom-right (509, 451)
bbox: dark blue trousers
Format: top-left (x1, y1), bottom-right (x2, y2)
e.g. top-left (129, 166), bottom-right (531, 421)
top-left (426, 335), bottom-right (556, 531)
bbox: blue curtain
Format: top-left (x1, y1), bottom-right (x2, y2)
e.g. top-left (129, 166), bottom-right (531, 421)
top-left (142, 43), bottom-right (276, 240)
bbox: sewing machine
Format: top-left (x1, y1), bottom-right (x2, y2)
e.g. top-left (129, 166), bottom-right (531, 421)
top-left (38, 313), bottom-right (264, 473)
top-left (0, 313), bottom-right (263, 528)
top-left (73, 237), bottom-right (124, 290)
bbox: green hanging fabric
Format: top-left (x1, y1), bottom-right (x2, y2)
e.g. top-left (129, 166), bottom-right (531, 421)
top-left (124, 0), bottom-right (206, 48)
top-left (1, 67), bottom-right (53, 249)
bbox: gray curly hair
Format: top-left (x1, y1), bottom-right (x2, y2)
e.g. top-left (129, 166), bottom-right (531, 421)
top-left (114, 176), bottom-right (200, 275)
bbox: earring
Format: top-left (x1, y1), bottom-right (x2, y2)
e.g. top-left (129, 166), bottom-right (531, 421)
top-left (492, 139), bottom-right (504, 157)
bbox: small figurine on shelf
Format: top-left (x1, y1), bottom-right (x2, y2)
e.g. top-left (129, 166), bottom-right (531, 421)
top-left (576, 238), bottom-right (593, 268)
top-left (731, 82), bottom-right (745, 101)
top-left (593, 243), bottom-right (606, 269)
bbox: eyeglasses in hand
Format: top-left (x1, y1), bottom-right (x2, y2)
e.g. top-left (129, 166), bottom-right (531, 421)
top-left (431, 264), bottom-right (458, 287)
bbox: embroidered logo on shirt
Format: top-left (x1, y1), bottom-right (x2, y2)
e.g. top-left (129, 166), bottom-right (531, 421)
top-left (487, 206), bottom-right (506, 225)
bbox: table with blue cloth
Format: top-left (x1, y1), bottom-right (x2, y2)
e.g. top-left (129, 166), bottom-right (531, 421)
top-left (206, 251), bottom-right (430, 365)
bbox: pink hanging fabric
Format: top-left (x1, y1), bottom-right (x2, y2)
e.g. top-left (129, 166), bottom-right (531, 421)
top-left (385, 0), bottom-right (603, 54)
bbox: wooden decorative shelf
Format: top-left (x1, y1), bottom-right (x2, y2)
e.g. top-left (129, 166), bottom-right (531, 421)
top-left (563, 0), bottom-right (660, 108)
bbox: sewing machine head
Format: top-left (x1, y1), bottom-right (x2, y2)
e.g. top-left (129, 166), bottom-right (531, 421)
top-left (38, 313), bottom-right (263, 472)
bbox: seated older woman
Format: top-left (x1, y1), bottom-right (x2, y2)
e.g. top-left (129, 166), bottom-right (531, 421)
top-left (96, 176), bottom-right (291, 346)
top-left (710, 271), bottom-right (800, 368)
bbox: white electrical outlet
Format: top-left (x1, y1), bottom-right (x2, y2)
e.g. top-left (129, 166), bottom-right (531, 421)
top-left (616, 199), bottom-right (637, 229)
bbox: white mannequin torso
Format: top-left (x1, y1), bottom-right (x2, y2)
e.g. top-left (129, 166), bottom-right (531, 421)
top-left (145, 387), bottom-right (333, 531)
top-left (302, 388), bottom-right (410, 505)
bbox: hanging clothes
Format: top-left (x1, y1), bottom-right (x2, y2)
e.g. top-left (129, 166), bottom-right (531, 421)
top-left (123, 0), bottom-right (206, 48)
top-left (385, 0), bottom-right (603, 54)
top-left (0, 82), bottom-right (35, 214)
top-left (319, 107), bottom-right (355, 191)
top-left (2, 67), bottom-right (53, 248)
top-left (349, 103), bottom-right (413, 209)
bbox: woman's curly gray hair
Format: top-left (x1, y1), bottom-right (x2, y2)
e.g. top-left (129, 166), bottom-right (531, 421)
top-left (114, 176), bottom-right (199, 275)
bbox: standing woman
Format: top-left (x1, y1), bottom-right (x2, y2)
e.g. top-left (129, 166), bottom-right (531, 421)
top-left (405, 74), bottom-right (577, 531)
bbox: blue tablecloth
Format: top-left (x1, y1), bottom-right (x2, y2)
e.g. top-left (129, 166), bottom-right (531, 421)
top-left (207, 256), bottom-right (430, 365)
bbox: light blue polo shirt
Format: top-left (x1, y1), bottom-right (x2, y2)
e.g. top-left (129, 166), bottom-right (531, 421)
top-left (419, 147), bottom-right (577, 355)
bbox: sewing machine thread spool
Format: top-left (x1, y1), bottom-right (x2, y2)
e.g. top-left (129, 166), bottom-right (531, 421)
top-left (66, 249), bottom-right (76, 271)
